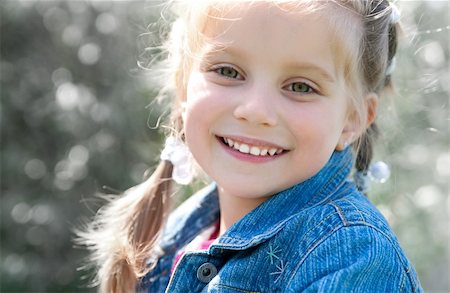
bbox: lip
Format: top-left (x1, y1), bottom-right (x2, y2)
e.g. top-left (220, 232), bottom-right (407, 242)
top-left (215, 135), bottom-right (289, 163)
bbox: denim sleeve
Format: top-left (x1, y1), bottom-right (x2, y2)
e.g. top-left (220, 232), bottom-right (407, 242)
top-left (288, 225), bottom-right (421, 293)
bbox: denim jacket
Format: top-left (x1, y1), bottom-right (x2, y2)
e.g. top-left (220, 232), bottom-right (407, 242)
top-left (139, 149), bottom-right (423, 292)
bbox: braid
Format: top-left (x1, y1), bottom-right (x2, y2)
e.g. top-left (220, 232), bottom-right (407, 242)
top-left (355, 123), bottom-right (379, 172)
top-left (76, 159), bottom-right (175, 293)
top-left (354, 0), bottom-right (399, 173)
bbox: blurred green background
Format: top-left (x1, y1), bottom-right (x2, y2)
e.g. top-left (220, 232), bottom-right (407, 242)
top-left (0, 1), bottom-right (448, 292)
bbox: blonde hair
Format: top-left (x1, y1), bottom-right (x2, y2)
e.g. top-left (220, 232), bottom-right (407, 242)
top-left (76, 0), bottom-right (400, 291)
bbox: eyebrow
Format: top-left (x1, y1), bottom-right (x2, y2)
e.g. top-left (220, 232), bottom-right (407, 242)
top-left (201, 45), bottom-right (246, 60)
top-left (283, 62), bottom-right (336, 83)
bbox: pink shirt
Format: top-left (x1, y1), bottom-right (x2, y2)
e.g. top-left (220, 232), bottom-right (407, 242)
top-left (171, 222), bottom-right (220, 273)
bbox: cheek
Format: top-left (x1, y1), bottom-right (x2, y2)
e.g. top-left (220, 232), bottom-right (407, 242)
top-left (288, 102), bottom-right (343, 127)
top-left (184, 77), bottom-right (231, 131)
top-left (183, 103), bottom-right (210, 169)
top-left (184, 74), bottom-right (206, 130)
top-left (286, 103), bottom-right (346, 144)
top-left (183, 88), bottom-right (219, 144)
top-left (185, 71), bottom-right (212, 101)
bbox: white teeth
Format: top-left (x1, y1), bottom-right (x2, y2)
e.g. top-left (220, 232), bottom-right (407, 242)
top-left (268, 148), bottom-right (277, 156)
top-left (239, 144), bottom-right (250, 154)
top-left (222, 137), bottom-right (284, 156)
top-left (250, 146), bottom-right (261, 156)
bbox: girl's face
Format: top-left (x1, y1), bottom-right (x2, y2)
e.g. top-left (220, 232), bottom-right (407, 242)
top-left (183, 3), bottom-right (359, 200)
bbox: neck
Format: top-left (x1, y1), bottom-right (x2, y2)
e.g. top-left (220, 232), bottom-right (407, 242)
top-left (217, 186), bottom-right (270, 235)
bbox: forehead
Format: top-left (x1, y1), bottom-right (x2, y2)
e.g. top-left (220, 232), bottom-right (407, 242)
top-left (203, 2), bottom-right (327, 38)
top-left (200, 2), bottom-right (352, 76)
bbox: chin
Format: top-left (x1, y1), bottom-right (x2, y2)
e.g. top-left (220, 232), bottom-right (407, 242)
top-left (216, 178), bottom-right (286, 200)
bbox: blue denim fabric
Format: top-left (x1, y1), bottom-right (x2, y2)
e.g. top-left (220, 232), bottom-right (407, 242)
top-left (139, 149), bottom-right (423, 292)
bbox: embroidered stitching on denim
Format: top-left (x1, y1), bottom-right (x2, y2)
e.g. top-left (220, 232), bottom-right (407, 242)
top-left (269, 259), bottom-right (287, 283)
top-left (266, 244), bottom-right (282, 265)
top-left (265, 243), bottom-right (286, 284)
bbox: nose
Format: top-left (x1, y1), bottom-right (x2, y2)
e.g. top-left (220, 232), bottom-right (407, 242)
top-left (233, 86), bottom-right (278, 127)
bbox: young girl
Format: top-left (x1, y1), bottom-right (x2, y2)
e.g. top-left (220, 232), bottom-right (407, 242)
top-left (78, 0), bottom-right (423, 292)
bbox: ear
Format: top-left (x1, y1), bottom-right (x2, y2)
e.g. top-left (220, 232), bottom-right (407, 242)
top-left (335, 93), bottom-right (379, 151)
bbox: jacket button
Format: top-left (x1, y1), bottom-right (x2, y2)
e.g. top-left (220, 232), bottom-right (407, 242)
top-left (196, 262), bottom-right (217, 283)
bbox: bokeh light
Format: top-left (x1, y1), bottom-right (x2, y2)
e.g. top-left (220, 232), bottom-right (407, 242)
top-left (1, 0), bottom-right (448, 292)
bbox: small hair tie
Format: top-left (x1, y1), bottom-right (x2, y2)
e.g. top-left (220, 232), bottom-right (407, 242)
top-left (354, 161), bottom-right (391, 192)
top-left (390, 2), bottom-right (401, 24)
top-left (354, 170), bottom-right (371, 193)
top-left (160, 136), bottom-right (194, 185)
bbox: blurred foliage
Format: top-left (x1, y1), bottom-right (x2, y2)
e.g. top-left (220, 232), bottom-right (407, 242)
top-left (1, 1), bottom-right (165, 292)
top-left (0, 1), bottom-right (448, 292)
top-left (372, 2), bottom-right (449, 292)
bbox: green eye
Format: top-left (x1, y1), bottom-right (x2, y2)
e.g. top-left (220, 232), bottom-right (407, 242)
top-left (290, 82), bottom-right (312, 93)
top-left (218, 67), bottom-right (240, 79)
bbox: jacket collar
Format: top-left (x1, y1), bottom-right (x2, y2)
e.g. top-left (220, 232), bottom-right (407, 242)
top-left (160, 148), bottom-right (352, 254)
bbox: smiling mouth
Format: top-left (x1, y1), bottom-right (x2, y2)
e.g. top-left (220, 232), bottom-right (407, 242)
top-left (217, 136), bottom-right (287, 157)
